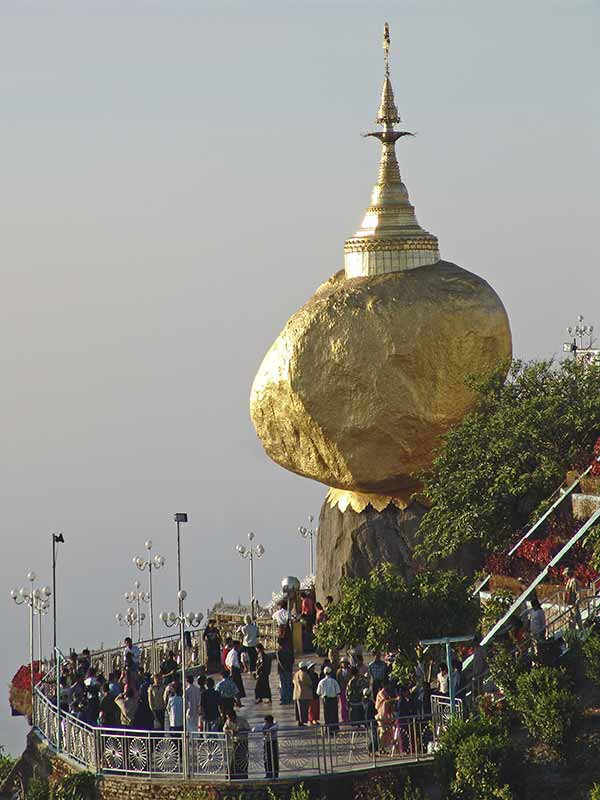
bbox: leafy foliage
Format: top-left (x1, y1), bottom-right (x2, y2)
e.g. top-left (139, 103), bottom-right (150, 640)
top-left (435, 715), bottom-right (514, 799)
top-left (26, 774), bottom-right (49, 800)
top-left (511, 667), bottom-right (577, 753)
top-left (314, 563), bottom-right (479, 656)
top-left (480, 590), bottom-right (514, 636)
top-left (582, 632), bottom-right (600, 686)
top-left (488, 645), bottom-right (527, 700)
top-left (0, 745), bottom-right (16, 785)
top-left (416, 359), bottom-right (600, 562)
top-left (52, 772), bottom-right (97, 800)
top-left (590, 785), bottom-right (600, 800)
top-left (351, 773), bottom-right (428, 800)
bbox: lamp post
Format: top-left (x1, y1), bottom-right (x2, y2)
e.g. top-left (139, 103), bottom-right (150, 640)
top-left (115, 607), bottom-right (144, 641)
top-left (173, 513), bottom-right (188, 598)
top-left (10, 572), bottom-right (52, 722)
top-left (160, 591), bottom-right (203, 779)
top-left (51, 533), bottom-right (64, 752)
top-left (51, 534), bottom-right (64, 657)
top-left (298, 514), bottom-right (317, 576)
top-left (134, 540), bottom-right (165, 673)
top-left (124, 581), bottom-right (151, 642)
top-left (564, 314), bottom-right (596, 357)
top-left (236, 531), bottom-right (265, 620)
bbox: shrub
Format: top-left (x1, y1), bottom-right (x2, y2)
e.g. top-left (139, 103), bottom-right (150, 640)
top-left (582, 632), bottom-right (600, 686)
top-left (267, 784), bottom-right (315, 800)
top-left (289, 785), bottom-right (311, 800)
top-left (26, 774), bottom-right (50, 800)
top-left (52, 772), bottom-right (97, 800)
top-left (0, 745), bottom-right (15, 784)
top-left (400, 778), bottom-right (428, 799)
top-left (481, 590), bottom-right (514, 637)
top-left (488, 645), bottom-right (526, 700)
top-left (511, 666), bottom-right (577, 752)
top-left (589, 785), bottom-right (600, 800)
top-left (435, 715), bottom-right (514, 799)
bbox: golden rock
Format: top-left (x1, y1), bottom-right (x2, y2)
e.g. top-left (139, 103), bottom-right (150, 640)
top-left (250, 25), bottom-right (512, 500)
top-left (250, 261), bottom-right (512, 495)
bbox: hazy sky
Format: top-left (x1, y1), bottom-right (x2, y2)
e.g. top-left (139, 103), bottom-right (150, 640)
top-left (1, 0), bottom-right (599, 754)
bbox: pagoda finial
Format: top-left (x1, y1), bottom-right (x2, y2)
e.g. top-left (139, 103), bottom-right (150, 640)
top-left (383, 22), bottom-right (391, 78)
top-left (377, 23), bottom-right (400, 127)
top-left (343, 22), bottom-right (440, 278)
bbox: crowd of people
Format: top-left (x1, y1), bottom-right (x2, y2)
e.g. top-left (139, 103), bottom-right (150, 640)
top-left (55, 587), bottom-right (515, 774)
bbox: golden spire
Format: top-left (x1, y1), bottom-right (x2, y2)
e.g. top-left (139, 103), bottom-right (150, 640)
top-left (344, 23), bottom-right (440, 279)
top-left (377, 23), bottom-right (400, 126)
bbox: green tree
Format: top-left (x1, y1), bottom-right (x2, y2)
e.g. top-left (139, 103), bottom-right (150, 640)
top-left (314, 563), bottom-right (479, 657)
top-left (435, 715), bottom-right (514, 799)
top-left (511, 666), bottom-right (577, 754)
top-left (416, 358), bottom-right (600, 562)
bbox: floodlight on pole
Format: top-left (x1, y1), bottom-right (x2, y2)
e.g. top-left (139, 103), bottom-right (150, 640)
top-left (298, 514), bottom-right (317, 576)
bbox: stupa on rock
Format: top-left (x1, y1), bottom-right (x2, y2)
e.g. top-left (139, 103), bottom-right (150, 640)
top-left (250, 25), bottom-right (512, 597)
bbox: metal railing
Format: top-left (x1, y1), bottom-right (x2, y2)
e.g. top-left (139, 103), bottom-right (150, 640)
top-left (53, 616), bottom-right (279, 680)
top-left (33, 683), bottom-right (437, 781)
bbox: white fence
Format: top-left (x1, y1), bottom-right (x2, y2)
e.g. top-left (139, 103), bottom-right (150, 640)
top-left (33, 684), bottom-right (441, 781)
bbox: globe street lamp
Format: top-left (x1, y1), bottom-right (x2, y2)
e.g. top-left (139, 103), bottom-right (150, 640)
top-left (124, 581), bottom-right (150, 642)
top-left (115, 607), bottom-right (144, 641)
top-left (298, 514), bottom-right (317, 577)
top-left (133, 540), bottom-right (165, 672)
top-left (10, 572), bottom-right (51, 721)
top-left (160, 590), bottom-right (203, 779)
top-left (565, 314), bottom-right (596, 355)
top-left (236, 531), bottom-right (265, 620)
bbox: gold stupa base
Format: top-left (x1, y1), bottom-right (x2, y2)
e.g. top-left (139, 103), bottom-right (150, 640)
top-left (326, 487), bottom-right (416, 513)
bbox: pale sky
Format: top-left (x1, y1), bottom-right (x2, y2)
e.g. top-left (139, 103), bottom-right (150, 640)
top-left (1, 0), bottom-right (599, 753)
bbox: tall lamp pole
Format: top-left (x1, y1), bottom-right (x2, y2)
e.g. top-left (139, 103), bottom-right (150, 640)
top-left (134, 540), bottom-right (165, 673)
top-left (124, 580), bottom-right (150, 642)
top-left (10, 572), bottom-right (52, 723)
top-left (160, 592), bottom-right (203, 779)
top-left (51, 533), bottom-right (64, 751)
top-left (174, 513), bottom-right (188, 598)
top-left (116, 608), bottom-right (143, 640)
top-left (236, 531), bottom-right (266, 620)
top-left (51, 534), bottom-right (64, 657)
top-left (298, 515), bottom-right (317, 576)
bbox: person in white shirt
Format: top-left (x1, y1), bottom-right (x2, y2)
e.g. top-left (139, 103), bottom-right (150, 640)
top-left (166, 684), bottom-right (184, 731)
top-left (272, 602), bottom-right (289, 628)
top-left (529, 597), bottom-right (546, 642)
top-left (316, 666), bottom-right (341, 728)
top-left (123, 637), bottom-right (141, 671)
top-left (185, 675), bottom-right (201, 733)
top-left (225, 641), bottom-right (245, 706)
top-left (238, 615), bottom-right (260, 671)
top-left (437, 665), bottom-right (449, 695)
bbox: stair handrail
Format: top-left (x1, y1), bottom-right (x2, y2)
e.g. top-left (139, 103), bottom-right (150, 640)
top-left (472, 463), bottom-right (596, 597)
top-left (464, 507), bottom-right (600, 669)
